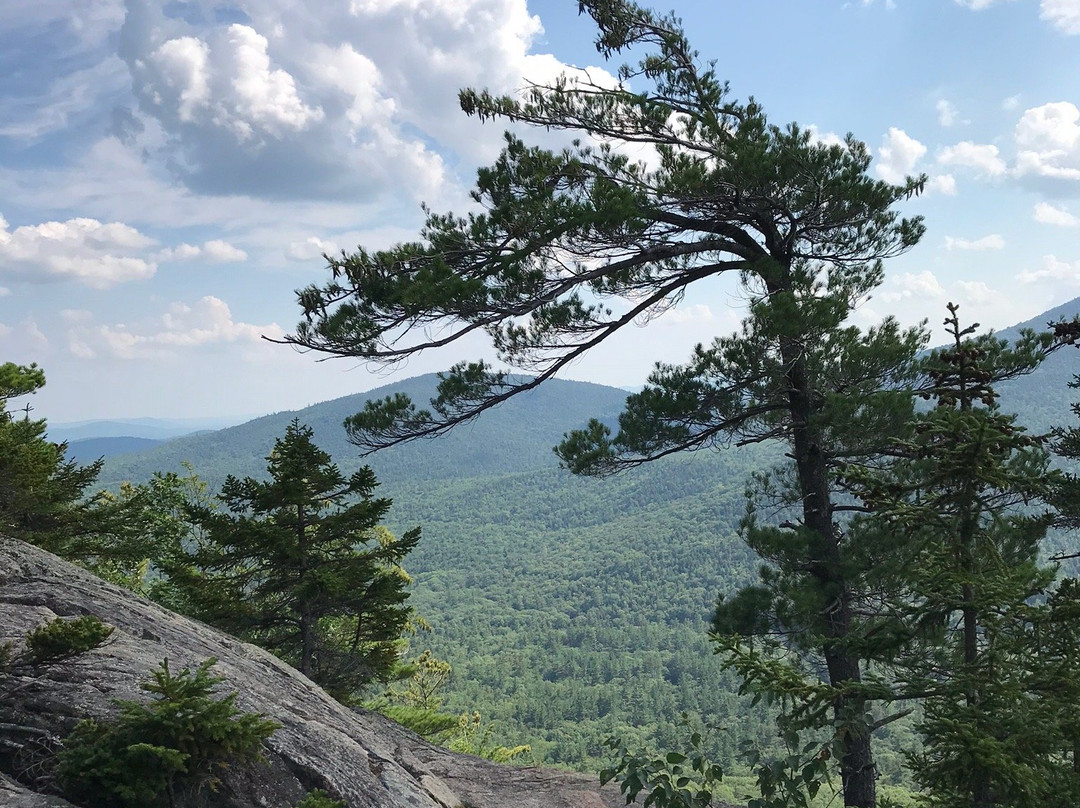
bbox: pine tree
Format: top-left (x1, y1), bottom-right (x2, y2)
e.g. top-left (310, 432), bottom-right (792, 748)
top-left (183, 419), bottom-right (419, 697)
top-left (280, 3), bottom-right (928, 803)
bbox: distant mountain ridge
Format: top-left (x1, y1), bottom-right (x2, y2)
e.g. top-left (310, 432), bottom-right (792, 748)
top-left (66, 436), bottom-right (164, 463)
top-left (50, 415), bottom-right (249, 443)
top-left (99, 375), bottom-right (630, 490)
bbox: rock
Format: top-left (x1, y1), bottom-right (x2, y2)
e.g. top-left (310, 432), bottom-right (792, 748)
top-left (0, 538), bottom-right (631, 808)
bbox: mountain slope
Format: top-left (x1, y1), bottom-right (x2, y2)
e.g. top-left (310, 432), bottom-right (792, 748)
top-left (100, 375), bottom-right (629, 489)
top-left (66, 436), bottom-right (164, 462)
top-left (994, 296), bottom-right (1080, 432)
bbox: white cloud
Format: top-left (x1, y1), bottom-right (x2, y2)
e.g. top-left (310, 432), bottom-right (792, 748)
top-left (158, 239), bottom-right (248, 262)
top-left (0, 56), bottom-right (129, 141)
top-left (937, 141), bottom-right (1007, 176)
top-left (954, 0), bottom-right (1011, 7)
top-left (936, 99), bottom-right (961, 127)
top-left (1002, 95), bottom-right (1022, 111)
top-left (141, 25), bottom-right (323, 143)
top-left (0, 213), bottom-right (157, 288)
top-left (113, 0), bottom-right (562, 201)
top-left (880, 270), bottom-right (945, 302)
top-left (285, 236), bottom-right (340, 261)
top-left (944, 234), bottom-right (1006, 250)
top-left (955, 280), bottom-right (1000, 305)
top-left (1014, 102), bottom-right (1080, 181)
top-left (1034, 202), bottom-right (1080, 226)
top-left (71, 296), bottom-right (285, 359)
top-left (926, 174), bottom-right (958, 195)
top-left (806, 125), bottom-right (845, 148)
top-left (0, 286), bottom-right (10, 297)
top-left (1017, 254), bottom-right (1080, 285)
top-left (1040, 0), bottom-right (1080, 33)
top-left (875, 127), bottom-right (926, 183)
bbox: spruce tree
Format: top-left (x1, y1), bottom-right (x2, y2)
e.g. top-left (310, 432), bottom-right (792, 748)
top-left (281, 3), bottom-right (927, 803)
top-left (0, 362), bottom-right (101, 548)
top-left (184, 419), bottom-right (419, 697)
top-left (843, 305), bottom-right (1080, 807)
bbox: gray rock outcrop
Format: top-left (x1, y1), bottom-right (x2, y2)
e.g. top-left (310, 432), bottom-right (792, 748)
top-left (0, 538), bottom-right (627, 808)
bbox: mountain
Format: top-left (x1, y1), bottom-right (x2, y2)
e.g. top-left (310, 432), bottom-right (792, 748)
top-left (65, 436), bottom-right (164, 463)
top-left (98, 374), bottom-right (771, 772)
top-left (90, 298), bottom-right (1080, 776)
top-left (49, 416), bottom-right (248, 444)
top-left (99, 375), bottom-right (631, 489)
top-left (994, 296), bottom-right (1080, 432)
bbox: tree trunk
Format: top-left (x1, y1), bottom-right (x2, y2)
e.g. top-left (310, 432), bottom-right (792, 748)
top-left (297, 502), bottom-right (315, 677)
top-left (783, 333), bottom-right (876, 808)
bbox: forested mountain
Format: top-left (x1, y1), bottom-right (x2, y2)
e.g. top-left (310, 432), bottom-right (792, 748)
top-left (66, 436), bottom-right (164, 462)
top-left (100, 376), bottom-right (630, 489)
top-left (995, 297), bottom-right (1080, 432)
top-left (92, 298), bottom-right (1080, 780)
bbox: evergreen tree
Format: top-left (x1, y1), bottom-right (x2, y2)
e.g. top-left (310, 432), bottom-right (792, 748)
top-left (844, 305), bottom-right (1080, 807)
top-left (0, 362), bottom-right (101, 547)
top-left (183, 419), bottom-right (419, 697)
top-left (281, 3), bottom-right (926, 803)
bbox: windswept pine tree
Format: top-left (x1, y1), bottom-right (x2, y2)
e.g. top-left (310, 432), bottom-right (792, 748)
top-left (280, 2), bottom-right (930, 803)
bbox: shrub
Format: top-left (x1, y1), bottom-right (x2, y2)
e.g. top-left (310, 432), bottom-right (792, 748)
top-left (295, 789), bottom-right (346, 808)
top-left (57, 657), bottom-right (279, 808)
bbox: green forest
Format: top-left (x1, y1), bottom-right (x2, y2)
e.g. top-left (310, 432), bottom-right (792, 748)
top-left (6, 2), bottom-right (1080, 807)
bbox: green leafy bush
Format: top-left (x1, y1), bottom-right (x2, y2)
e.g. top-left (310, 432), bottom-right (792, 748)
top-left (601, 716), bottom-right (724, 808)
top-left (57, 658), bottom-right (279, 808)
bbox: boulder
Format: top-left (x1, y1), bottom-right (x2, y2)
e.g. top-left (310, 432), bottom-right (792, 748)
top-left (0, 538), bottom-right (629, 808)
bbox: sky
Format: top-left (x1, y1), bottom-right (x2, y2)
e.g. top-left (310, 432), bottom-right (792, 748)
top-left (2, 0), bottom-right (1079, 422)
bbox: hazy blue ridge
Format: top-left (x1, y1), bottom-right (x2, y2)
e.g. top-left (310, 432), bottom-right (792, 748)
top-left (65, 436), bottom-right (165, 463)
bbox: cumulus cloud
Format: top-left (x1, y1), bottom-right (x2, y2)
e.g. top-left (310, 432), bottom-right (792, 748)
top-left (875, 128), bottom-right (926, 183)
top-left (158, 239), bottom-right (247, 262)
top-left (1017, 254), bottom-right (1080, 285)
top-left (1040, 0), bottom-right (1080, 33)
top-left (69, 296), bottom-right (285, 359)
top-left (880, 270), bottom-right (945, 302)
top-left (1034, 202), bottom-right (1080, 226)
top-left (140, 25), bottom-right (324, 141)
top-left (954, 0), bottom-right (1010, 8)
top-left (937, 141), bottom-right (1007, 176)
top-left (944, 234), bottom-right (1006, 250)
top-left (1014, 102), bottom-right (1080, 182)
top-left (0, 212), bottom-right (156, 288)
top-left (926, 174), bottom-right (958, 195)
top-left (113, 0), bottom-right (576, 201)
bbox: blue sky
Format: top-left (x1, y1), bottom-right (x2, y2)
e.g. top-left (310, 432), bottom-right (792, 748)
top-left (2, 0), bottom-right (1079, 421)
